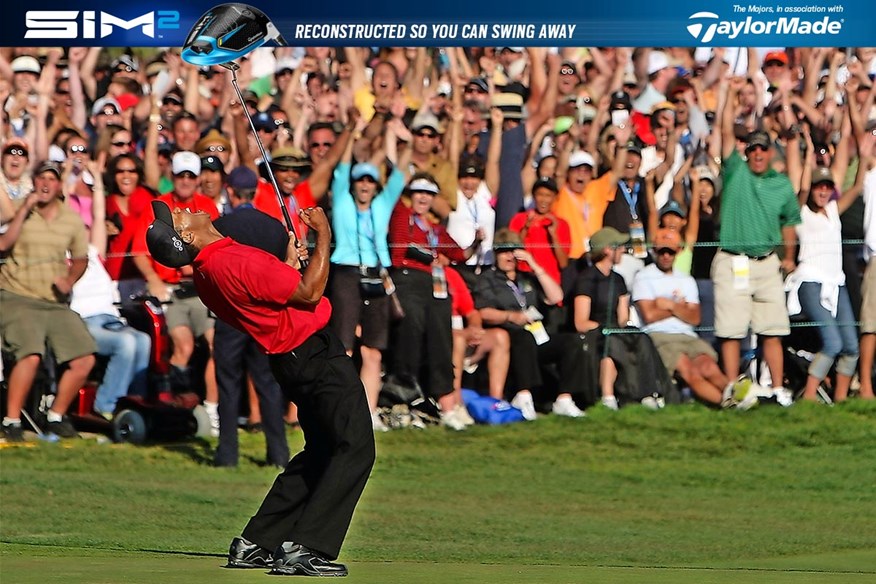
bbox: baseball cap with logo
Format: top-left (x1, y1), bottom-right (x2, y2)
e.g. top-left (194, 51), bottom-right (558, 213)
top-left (458, 161), bottom-right (485, 179)
top-left (146, 201), bottom-right (197, 268)
top-left (172, 151), bottom-right (201, 176)
top-left (200, 155), bottom-right (224, 173)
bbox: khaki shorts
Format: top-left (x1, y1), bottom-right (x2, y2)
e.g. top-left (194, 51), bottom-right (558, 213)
top-left (649, 332), bottom-right (718, 374)
top-left (711, 251), bottom-right (790, 339)
top-left (860, 260), bottom-right (876, 334)
top-left (0, 290), bottom-right (97, 363)
top-left (165, 294), bottom-right (215, 338)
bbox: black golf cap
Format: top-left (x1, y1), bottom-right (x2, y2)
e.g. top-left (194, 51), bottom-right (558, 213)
top-left (146, 201), bottom-right (196, 268)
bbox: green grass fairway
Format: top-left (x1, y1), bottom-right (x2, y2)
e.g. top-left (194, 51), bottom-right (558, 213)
top-left (1, 546), bottom-right (873, 584)
top-left (2, 400), bottom-right (875, 583)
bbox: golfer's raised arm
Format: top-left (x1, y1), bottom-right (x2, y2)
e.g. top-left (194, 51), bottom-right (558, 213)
top-left (287, 207), bottom-right (332, 307)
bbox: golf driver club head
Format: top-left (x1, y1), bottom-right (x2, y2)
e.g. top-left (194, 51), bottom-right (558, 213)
top-left (181, 3), bottom-right (287, 67)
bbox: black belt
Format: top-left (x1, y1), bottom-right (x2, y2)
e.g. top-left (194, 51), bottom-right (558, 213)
top-left (721, 249), bottom-right (774, 261)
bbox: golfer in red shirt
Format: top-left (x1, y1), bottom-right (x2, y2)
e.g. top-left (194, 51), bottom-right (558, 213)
top-left (146, 201), bottom-right (374, 577)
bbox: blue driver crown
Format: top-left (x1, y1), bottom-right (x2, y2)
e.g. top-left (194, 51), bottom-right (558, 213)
top-left (182, 3), bottom-right (287, 66)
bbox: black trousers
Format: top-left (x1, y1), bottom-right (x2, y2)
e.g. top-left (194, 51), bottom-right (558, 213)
top-left (504, 327), bottom-right (597, 405)
top-left (242, 327), bottom-right (375, 560)
top-left (390, 268), bottom-right (453, 398)
top-left (214, 320), bottom-right (290, 467)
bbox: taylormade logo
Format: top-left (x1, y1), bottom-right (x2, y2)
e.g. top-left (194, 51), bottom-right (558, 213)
top-left (687, 11), bottom-right (842, 43)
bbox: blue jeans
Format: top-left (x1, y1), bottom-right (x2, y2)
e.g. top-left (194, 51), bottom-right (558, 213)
top-left (797, 282), bottom-right (859, 379)
top-left (84, 314), bottom-right (151, 414)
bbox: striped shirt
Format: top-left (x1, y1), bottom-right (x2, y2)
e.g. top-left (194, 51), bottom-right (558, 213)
top-left (719, 151), bottom-right (800, 257)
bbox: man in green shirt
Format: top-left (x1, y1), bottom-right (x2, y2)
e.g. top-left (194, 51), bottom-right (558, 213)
top-left (713, 77), bottom-right (800, 404)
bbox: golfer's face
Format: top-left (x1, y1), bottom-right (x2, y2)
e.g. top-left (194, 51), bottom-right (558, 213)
top-left (172, 207), bottom-right (210, 233)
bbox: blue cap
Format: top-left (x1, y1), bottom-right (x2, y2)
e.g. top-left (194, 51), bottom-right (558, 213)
top-left (227, 166), bottom-right (258, 190)
top-left (351, 162), bottom-right (379, 181)
top-left (660, 200), bottom-right (687, 219)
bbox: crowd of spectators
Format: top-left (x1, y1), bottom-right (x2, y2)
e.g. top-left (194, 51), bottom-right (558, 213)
top-left (1, 45), bottom-right (875, 441)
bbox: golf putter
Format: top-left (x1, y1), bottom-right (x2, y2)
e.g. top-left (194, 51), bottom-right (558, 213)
top-left (181, 3), bottom-right (306, 265)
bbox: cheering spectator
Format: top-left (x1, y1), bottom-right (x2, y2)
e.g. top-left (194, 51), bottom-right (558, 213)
top-left (329, 118), bottom-right (409, 431)
top-left (387, 173), bottom-right (474, 416)
top-left (713, 76), bottom-right (801, 405)
top-left (1, 161), bottom-right (95, 441)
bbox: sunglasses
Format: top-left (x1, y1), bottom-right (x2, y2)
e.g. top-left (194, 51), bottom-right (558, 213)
top-left (560, 66), bottom-right (577, 76)
top-left (69, 144), bottom-right (88, 153)
top-left (414, 130), bottom-right (437, 138)
top-left (112, 141), bottom-right (132, 148)
top-left (4, 148), bottom-right (27, 157)
top-left (199, 70), bottom-right (216, 79)
top-left (746, 144), bottom-right (769, 153)
top-left (276, 69), bottom-right (294, 77)
top-left (55, 89), bottom-right (70, 96)
top-left (205, 145), bottom-right (226, 152)
top-left (115, 167), bottom-right (137, 174)
top-left (162, 97), bottom-right (182, 106)
top-left (656, 248), bottom-right (677, 256)
top-left (309, 141), bottom-right (333, 149)
top-left (764, 60), bottom-right (786, 68)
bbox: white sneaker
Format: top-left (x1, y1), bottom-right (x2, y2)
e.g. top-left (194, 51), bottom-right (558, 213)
top-left (552, 396), bottom-right (585, 418)
top-left (204, 401), bottom-right (220, 437)
top-left (511, 391), bottom-right (537, 421)
top-left (773, 386), bottom-right (794, 407)
top-left (601, 395), bottom-right (619, 411)
top-left (372, 411), bottom-right (389, 433)
top-left (440, 409), bottom-right (467, 431)
top-left (639, 395), bottom-right (660, 412)
top-left (455, 404), bottom-right (476, 426)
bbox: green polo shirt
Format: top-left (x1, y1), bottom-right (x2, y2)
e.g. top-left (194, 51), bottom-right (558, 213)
top-left (0, 199), bottom-right (88, 302)
top-left (719, 150), bottom-right (800, 257)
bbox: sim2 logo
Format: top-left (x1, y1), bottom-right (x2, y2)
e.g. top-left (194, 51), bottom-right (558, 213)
top-left (25, 10), bottom-right (180, 39)
top-left (687, 11), bottom-right (842, 43)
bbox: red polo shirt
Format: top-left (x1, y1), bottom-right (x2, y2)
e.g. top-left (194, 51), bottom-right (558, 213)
top-left (253, 179), bottom-right (316, 239)
top-left (131, 191), bottom-right (219, 284)
top-left (192, 237), bottom-right (331, 354)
